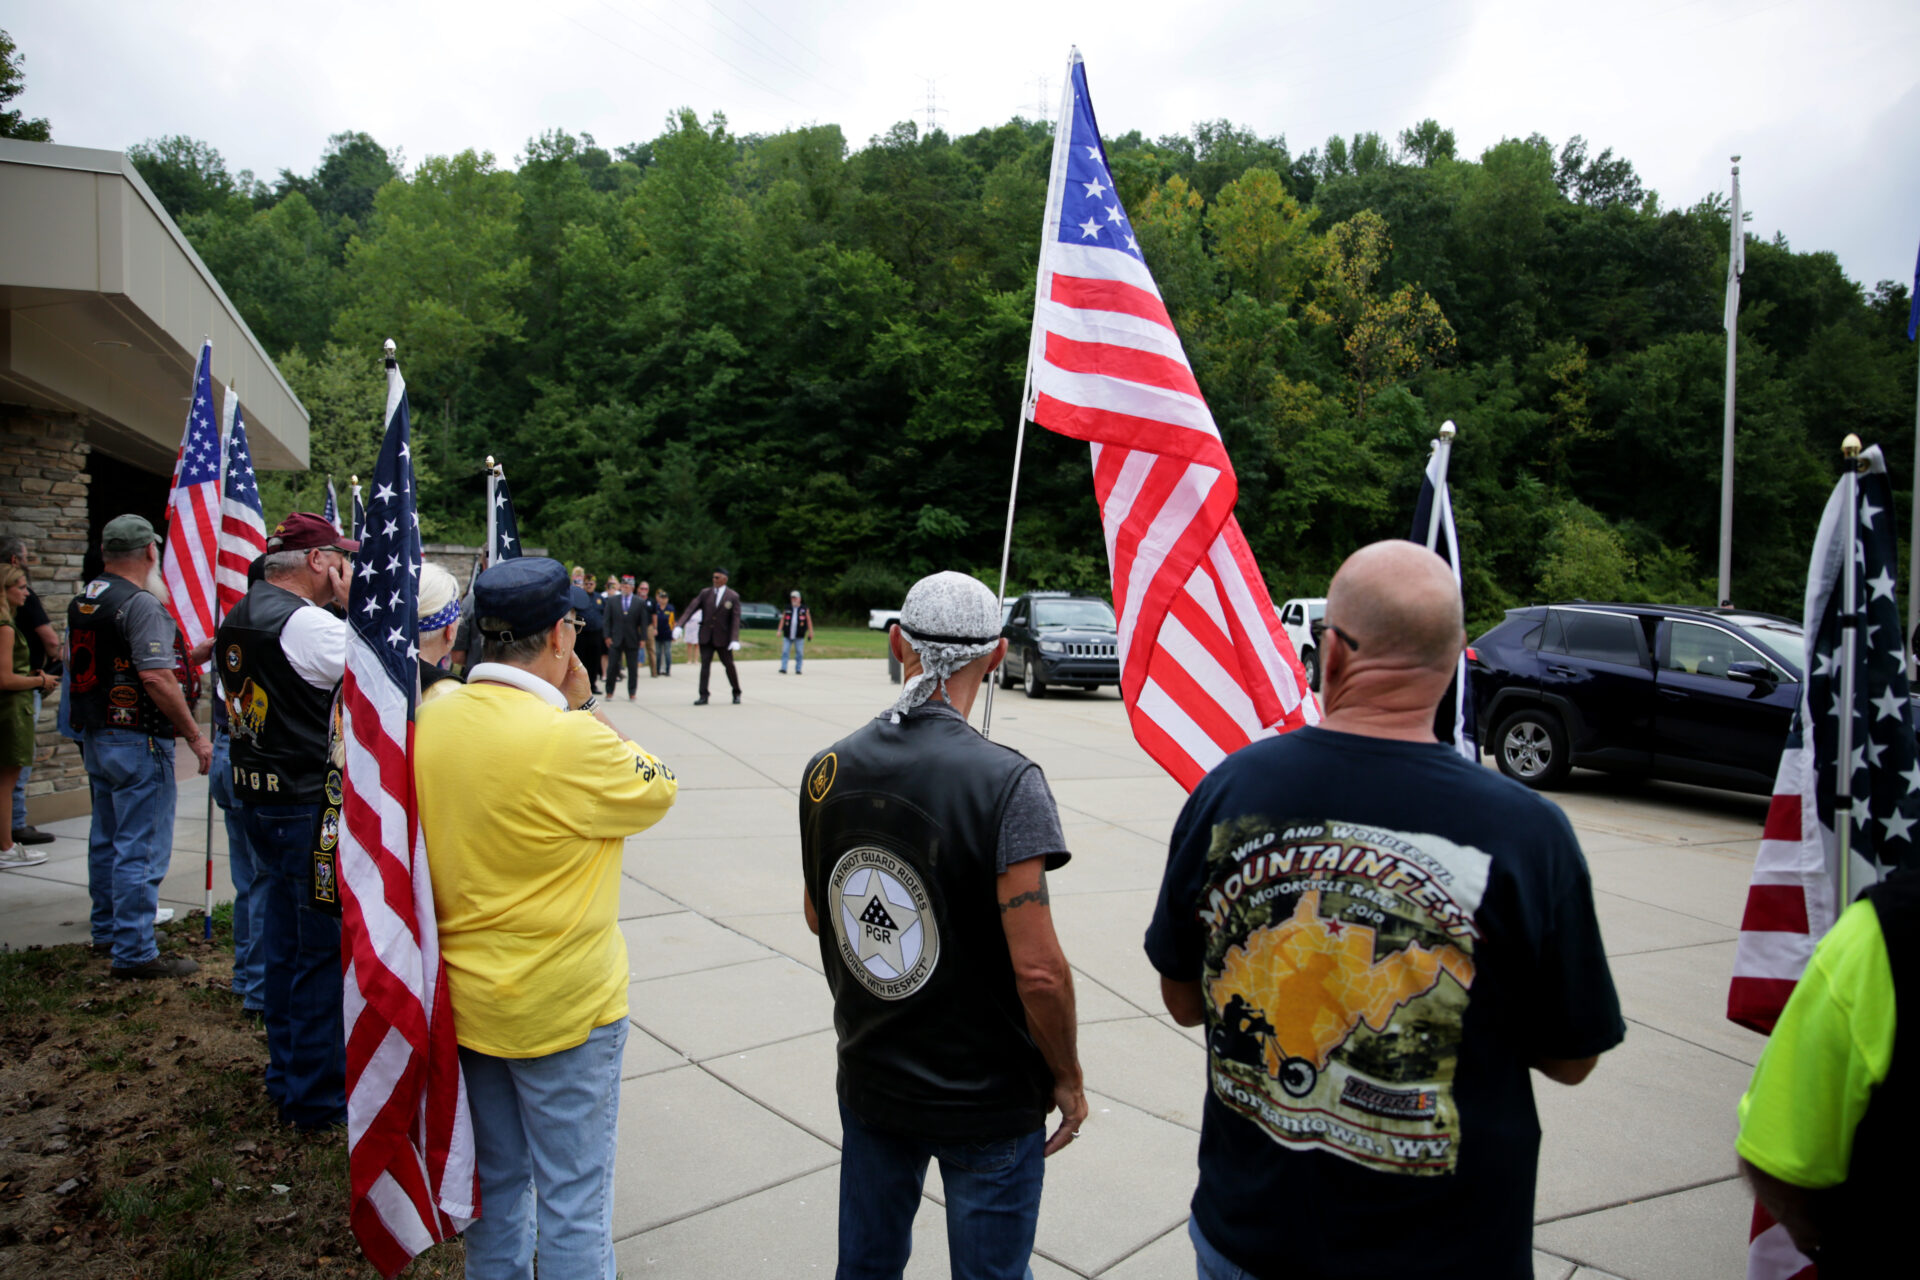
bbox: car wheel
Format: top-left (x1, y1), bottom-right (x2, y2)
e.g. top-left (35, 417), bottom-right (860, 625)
top-left (1023, 652), bottom-right (1047, 699)
top-left (1493, 708), bottom-right (1570, 789)
top-left (1301, 646), bottom-right (1320, 693)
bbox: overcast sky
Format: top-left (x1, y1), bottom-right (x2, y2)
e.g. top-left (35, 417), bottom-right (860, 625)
top-left (11, 0), bottom-right (1919, 290)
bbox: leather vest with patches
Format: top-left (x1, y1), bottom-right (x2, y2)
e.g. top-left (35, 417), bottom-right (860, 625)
top-left (215, 582), bottom-right (333, 804)
top-left (66, 575), bottom-right (181, 738)
top-left (801, 710), bottom-right (1051, 1142)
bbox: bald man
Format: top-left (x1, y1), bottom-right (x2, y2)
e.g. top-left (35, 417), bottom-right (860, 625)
top-left (1145, 541), bottom-right (1623, 1280)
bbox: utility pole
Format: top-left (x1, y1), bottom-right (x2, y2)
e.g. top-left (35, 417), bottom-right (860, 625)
top-left (923, 78), bottom-right (946, 136)
top-left (1717, 156), bottom-right (1743, 608)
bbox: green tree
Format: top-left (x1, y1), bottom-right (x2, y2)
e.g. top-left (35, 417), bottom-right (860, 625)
top-left (127, 135), bottom-right (262, 221)
top-left (0, 29), bottom-right (50, 141)
top-left (333, 150), bottom-right (530, 469)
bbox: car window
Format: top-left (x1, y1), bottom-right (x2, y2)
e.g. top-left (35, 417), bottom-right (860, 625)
top-left (1741, 622), bottom-right (1805, 676)
top-left (1556, 611), bottom-right (1642, 665)
top-left (1521, 622), bottom-right (1544, 651)
top-left (1282, 604), bottom-right (1299, 625)
top-left (1009, 602), bottom-right (1027, 627)
top-left (1665, 621), bottom-right (1782, 681)
top-left (1033, 599), bottom-right (1116, 629)
top-left (1308, 601), bottom-right (1325, 621)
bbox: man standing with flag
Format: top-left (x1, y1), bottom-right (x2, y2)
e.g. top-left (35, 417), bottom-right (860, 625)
top-left (1147, 541), bottom-right (1622, 1279)
top-left (1728, 442), bottom-right (1920, 1277)
top-left (217, 512), bottom-right (356, 1127)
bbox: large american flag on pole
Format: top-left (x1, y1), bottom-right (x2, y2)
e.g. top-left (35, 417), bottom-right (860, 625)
top-left (215, 387), bottom-right (267, 617)
top-left (339, 349), bottom-right (476, 1276)
top-left (1728, 443), bottom-right (1920, 1280)
top-left (163, 339), bottom-right (221, 658)
top-left (1026, 49), bottom-right (1318, 790)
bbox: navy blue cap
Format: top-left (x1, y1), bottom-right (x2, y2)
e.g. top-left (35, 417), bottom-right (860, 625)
top-left (473, 556), bottom-right (572, 643)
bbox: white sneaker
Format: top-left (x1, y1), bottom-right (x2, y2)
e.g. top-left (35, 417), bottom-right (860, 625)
top-left (0, 846), bottom-right (49, 870)
top-left (154, 907), bottom-right (176, 925)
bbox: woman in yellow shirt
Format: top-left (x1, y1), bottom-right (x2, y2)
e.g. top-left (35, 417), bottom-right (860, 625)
top-left (415, 557), bottom-right (676, 1279)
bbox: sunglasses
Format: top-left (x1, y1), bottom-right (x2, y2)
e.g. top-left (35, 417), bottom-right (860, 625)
top-left (1310, 618), bottom-right (1361, 652)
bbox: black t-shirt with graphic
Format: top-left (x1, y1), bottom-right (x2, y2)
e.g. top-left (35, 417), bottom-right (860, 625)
top-left (1145, 727), bottom-right (1623, 1279)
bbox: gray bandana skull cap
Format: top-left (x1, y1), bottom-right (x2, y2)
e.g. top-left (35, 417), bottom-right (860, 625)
top-left (890, 571), bottom-right (1002, 722)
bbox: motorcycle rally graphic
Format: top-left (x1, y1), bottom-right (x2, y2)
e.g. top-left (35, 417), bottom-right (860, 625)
top-left (1198, 815), bottom-right (1491, 1176)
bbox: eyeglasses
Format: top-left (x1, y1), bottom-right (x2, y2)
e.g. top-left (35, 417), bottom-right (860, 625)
top-left (1310, 618), bottom-right (1361, 652)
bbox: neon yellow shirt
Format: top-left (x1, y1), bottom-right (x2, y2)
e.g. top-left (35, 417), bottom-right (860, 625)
top-left (1736, 899), bottom-right (1896, 1188)
top-left (416, 678), bottom-right (677, 1058)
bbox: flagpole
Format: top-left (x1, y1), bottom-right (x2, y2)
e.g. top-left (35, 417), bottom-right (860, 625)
top-left (1837, 433), bottom-right (1865, 910)
top-left (983, 47), bottom-right (1078, 741)
top-left (1717, 157), bottom-right (1743, 607)
top-left (1908, 338), bottom-right (1920, 680)
top-left (980, 367), bottom-right (1036, 739)
top-left (484, 455), bottom-right (498, 569)
top-left (1424, 420), bottom-right (1457, 552)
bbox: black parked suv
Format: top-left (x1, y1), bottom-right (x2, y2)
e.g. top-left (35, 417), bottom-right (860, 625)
top-left (1000, 592), bottom-right (1120, 698)
top-left (1470, 602), bottom-right (1804, 794)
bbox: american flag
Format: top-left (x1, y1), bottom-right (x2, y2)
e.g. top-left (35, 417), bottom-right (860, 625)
top-left (1410, 442), bottom-right (1476, 761)
top-left (486, 463), bottom-right (522, 563)
top-left (1026, 50), bottom-right (1318, 790)
top-left (325, 476), bottom-right (342, 534)
top-left (215, 388), bottom-right (267, 617)
top-left (338, 352), bottom-right (476, 1276)
top-left (1728, 444), bottom-right (1919, 1279)
top-left (163, 340), bottom-right (222, 658)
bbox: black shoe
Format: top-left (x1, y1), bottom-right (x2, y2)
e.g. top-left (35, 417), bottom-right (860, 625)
top-left (732, 691), bottom-right (742, 704)
top-left (14, 825), bottom-right (54, 845)
top-left (111, 954), bottom-right (200, 980)
top-left (91, 941), bottom-right (112, 956)
top-left (694, 696), bottom-right (709, 705)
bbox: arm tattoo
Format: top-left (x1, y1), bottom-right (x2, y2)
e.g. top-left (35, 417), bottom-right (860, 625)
top-left (1000, 871), bottom-right (1049, 914)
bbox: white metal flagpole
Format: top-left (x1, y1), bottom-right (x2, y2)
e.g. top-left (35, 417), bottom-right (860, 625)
top-left (1717, 157), bottom-right (1743, 607)
top-left (981, 48), bottom-right (1080, 741)
top-left (1836, 434), bottom-right (1864, 909)
top-left (484, 455), bottom-right (498, 570)
top-left (1424, 421), bottom-right (1457, 552)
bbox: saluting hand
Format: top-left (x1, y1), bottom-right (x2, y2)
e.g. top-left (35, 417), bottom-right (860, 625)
top-left (559, 651), bottom-right (593, 709)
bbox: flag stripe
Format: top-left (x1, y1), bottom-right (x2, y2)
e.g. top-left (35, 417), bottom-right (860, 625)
top-left (1739, 884), bottom-right (1810, 934)
top-left (1050, 272), bottom-right (1176, 330)
top-left (1045, 331), bottom-right (1204, 400)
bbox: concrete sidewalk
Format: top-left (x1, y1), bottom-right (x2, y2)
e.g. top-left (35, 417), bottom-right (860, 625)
top-left (0, 658), bottom-right (1769, 1278)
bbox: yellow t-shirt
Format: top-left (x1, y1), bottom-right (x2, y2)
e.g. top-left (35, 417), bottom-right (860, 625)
top-left (415, 680), bottom-right (677, 1057)
top-left (1736, 899), bottom-right (1896, 1188)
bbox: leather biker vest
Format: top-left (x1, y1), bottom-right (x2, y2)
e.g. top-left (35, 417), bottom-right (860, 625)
top-left (801, 710), bottom-right (1051, 1141)
top-left (215, 582), bottom-right (334, 804)
top-left (66, 575), bottom-right (178, 737)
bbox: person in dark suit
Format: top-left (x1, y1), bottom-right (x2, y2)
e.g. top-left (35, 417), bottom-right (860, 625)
top-left (687, 568), bottom-right (743, 705)
top-left (605, 575), bottom-right (646, 700)
top-left (571, 567), bottom-right (607, 694)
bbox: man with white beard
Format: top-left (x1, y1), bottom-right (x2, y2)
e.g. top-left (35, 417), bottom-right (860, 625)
top-left (67, 514), bottom-right (212, 979)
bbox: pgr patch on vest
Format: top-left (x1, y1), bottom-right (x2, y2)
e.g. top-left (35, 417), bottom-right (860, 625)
top-left (828, 845), bottom-right (938, 1000)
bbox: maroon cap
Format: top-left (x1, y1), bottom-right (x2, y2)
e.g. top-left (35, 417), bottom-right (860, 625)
top-left (267, 512), bottom-right (360, 553)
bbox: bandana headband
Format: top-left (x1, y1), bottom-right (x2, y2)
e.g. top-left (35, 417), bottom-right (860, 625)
top-left (419, 599), bottom-right (463, 633)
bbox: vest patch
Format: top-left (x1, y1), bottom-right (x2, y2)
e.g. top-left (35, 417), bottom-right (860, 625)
top-left (808, 752), bottom-right (837, 802)
top-left (828, 845), bottom-right (939, 1000)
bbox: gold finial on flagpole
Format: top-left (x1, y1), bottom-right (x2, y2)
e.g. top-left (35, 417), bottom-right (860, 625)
top-left (1843, 434), bottom-right (1863, 470)
top-left (1438, 419), bottom-right (1457, 441)
top-left (485, 455), bottom-right (496, 470)
top-left (350, 474), bottom-right (358, 486)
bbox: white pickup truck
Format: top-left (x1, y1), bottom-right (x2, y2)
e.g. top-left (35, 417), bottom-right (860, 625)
top-left (1278, 597), bottom-right (1327, 691)
top-left (868, 608), bottom-right (901, 631)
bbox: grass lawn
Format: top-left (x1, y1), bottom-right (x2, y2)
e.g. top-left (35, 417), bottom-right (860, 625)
top-left (719, 625), bottom-right (890, 662)
top-left (0, 913), bottom-right (464, 1278)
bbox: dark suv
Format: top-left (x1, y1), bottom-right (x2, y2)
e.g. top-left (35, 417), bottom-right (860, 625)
top-left (1000, 592), bottom-right (1120, 698)
top-left (1470, 603), bottom-right (1804, 794)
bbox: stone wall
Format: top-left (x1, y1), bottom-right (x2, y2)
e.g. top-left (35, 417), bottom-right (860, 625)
top-left (421, 543), bottom-right (548, 594)
top-left (0, 406), bottom-right (92, 823)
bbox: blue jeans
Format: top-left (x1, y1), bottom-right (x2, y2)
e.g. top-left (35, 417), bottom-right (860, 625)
top-left (1189, 1218), bottom-right (1254, 1279)
top-left (460, 1018), bottom-right (628, 1280)
top-left (244, 801), bottom-right (345, 1126)
top-left (654, 634), bottom-right (671, 674)
top-left (836, 1103), bottom-right (1043, 1280)
top-left (781, 636), bottom-right (806, 672)
top-left (209, 732), bottom-right (264, 1009)
top-left (83, 729), bottom-right (176, 967)
top-left (10, 689), bottom-right (38, 828)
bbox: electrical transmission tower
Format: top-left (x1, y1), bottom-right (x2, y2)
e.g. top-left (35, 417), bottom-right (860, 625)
top-left (922, 78), bottom-right (947, 135)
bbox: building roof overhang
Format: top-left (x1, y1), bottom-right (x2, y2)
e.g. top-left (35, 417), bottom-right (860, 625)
top-left (0, 140), bottom-right (309, 474)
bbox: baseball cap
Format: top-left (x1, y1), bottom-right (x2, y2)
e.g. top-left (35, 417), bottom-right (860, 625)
top-left (101, 513), bottom-right (159, 553)
top-left (266, 512), bottom-right (360, 553)
top-left (474, 556), bottom-right (572, 642)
